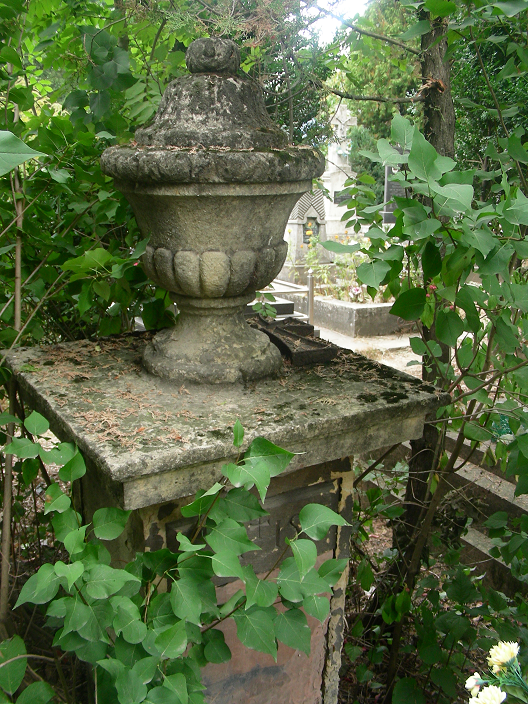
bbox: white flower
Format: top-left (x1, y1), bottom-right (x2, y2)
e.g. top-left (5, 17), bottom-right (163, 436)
top-left (469, 685), bottom-right (506, 704)
top-left (465, 673), bottom-right (483, 696)
top-left (488, 641), bottom-right (519, 673)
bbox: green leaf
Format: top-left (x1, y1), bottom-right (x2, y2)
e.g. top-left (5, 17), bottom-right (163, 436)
top-left (392, 677), bottom-right (426, 704)
top-left (163, 673), bottom-right (188, 704)
top-left (176, 533), bottom-right (206, 553)
top-left (299, 504), bottom-right (348, 540)
top-left (357, 559), bottom-right (375, 591)
top-left (58, 452), bottom-right (86, 482)
top-left (399, 20), bottom-right (431, 40)
top-left (0, 636), bottom-right (26, 694)
top-left (210, 487), bottom-right (268, 523)
top-left (233, 606), bottom-right (277, 659)
top-left (318, 559), bottom-right (348, 587)
top-left (244, 437), bottom-right (294, 478)
top-left (154, 620), bottom-right (187, 659)
top-left (344, 643), bottom-right (363, 663)
top-left (24, 411), bottom-right (49, 437)
top-left (390, 288), bottom-right (426, 321)
top-left (435, 308), bottom-right (465, 346)
top-left (0, 131), bottom-right (45, 177)
top-left (92, 507), bottom-right (131, 540)
top-left (114, 604), bottom-right (147, 645)
top-left (356, 260), bottom-right (391, 288)
top-left (206, 518), bottom-right (257, 556)
top-left (115, 668), bottom-right (148, 704)
top-left (203, 629), bottom-right (231, 664)
top-left (55, 560), bottom-right (84, 591)
top-left (303, 595), bottom-right (330, 622)
top-left (277, 558), bottom-right (304, 602)
top-left (507, 135), bottom-right (528, 163)
top-left (422, 241), bottom-right (442, 282)
top-left (408, 129), bottom-right (441, 182)
top-left (181, 484), bottom-right (224, 517)
top-left (131, 657), bottom-right (159, 685)
top-left (44, 483), bottom-right (71, 515)
top-left (424, 0), bottom-right (456, 14)
top-left (463, 423), bottom-right (492, 442)
top-left (84, 564), bottom-right (140, 599)
top-left (223, 461), bottom-right (270, 503)
top-left (244, 566), bottom-right (279, 609)
top-left (15, 564), bottom-right (60, 607)
top-left (430, 667), bottom-right (457, 697)
top-left (52, 508), bottom-right (82, 542)
top-left (170, 578), bottom-right (202, 626)
top-left (274, 609), bottom-right (311, 655)
top-left (445, 568), bottom-right (479, 604)
top-left (430, 181), bottom-right (473, 212)
top-left (4, 437), bottom-right (39, 459)
top-left (209, 549), bottom-right (244, 579)
top-left (233, 419), bottom-right (244, 448)
top-left (320, 241), bottom-right (361, 254)
top-left (16, 681), bottom-right (55, 704)
top-left (288, 539), bottom-right (317, 580)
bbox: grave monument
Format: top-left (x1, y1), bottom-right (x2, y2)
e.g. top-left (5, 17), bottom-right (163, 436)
top-left (5, 37), bottom-right (449, 704)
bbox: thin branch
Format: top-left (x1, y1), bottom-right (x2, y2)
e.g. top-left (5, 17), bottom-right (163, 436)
top-left (327, 86), bottom-right (423, 104)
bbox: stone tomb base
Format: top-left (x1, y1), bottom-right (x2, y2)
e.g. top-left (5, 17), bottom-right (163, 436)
top-left (5, 333), bottom-right (448, 704)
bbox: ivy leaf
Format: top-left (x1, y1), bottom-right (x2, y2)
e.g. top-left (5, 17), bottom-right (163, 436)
top-left (0, 636), bottom-right (26, 694)
top-left (233, 606), bottom-right (277, 659)
top-left (92, 507), bottom-right (131, 540)
top-left (287, 539), bottom-right (317, 580)
top-left (299, 504), bottom-right (349, 540)
top-left (24, 411), bottom-right (49, 437)
top-left (274, 609), bottom-right (311, 655)
top-left (390, 288), bottom-right (426, 321)
top-left (154, 620), bottom-right (187, 659)
top-left (0, 131), bottom-right (45, 177)
top-left (58, 452), bottom-right (86, 482)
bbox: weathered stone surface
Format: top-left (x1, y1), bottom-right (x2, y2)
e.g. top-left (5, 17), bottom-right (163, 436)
top-left (5, 334), bottom-right (450, 510)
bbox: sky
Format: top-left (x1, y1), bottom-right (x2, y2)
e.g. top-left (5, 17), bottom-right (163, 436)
top-left (314, 0), bottom-right (369, 45)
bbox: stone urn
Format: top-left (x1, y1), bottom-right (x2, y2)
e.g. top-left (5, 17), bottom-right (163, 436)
top-left (101, 37), bottom-right (324, 384)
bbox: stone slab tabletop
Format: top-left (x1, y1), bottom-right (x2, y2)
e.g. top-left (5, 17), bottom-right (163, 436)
top-left (5, 334), bottom-right (450, 510)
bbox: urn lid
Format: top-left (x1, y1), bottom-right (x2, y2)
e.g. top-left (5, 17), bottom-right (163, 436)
top-left (134, 37), bottom-right (288, 151)
top-left (100, 37), bottom-right (324, 184)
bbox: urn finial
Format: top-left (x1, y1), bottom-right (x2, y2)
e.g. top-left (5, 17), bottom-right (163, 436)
top-left (185, 37), bottom-right (240, 74)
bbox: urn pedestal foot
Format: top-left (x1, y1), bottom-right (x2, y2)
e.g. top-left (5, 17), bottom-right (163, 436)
top-left (143, 295), bottom-right (282, 384)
